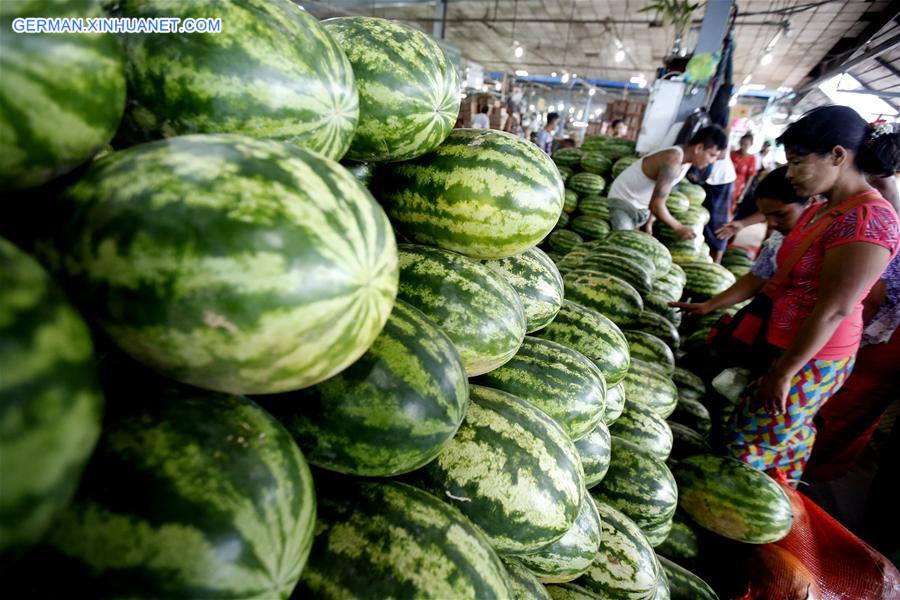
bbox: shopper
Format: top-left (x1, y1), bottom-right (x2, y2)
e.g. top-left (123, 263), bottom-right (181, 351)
top-left (537, 112), bottom-right (559, 154)
top-left (606, 125), bottom-right (727, 236)
top-left (717, 107), bottom-right (899, 484)
top-left (701, 149), bottom-right (737, 263)
top-left (611, 118), bottom-right (628, 138)
top-left (731, 132), bottom-right (757, 210)
top-left (471, 105), bottom-right (490, 129)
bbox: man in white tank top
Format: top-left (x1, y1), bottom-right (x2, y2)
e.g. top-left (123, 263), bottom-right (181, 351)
top-left (607, 125), bottom-right (728, 238)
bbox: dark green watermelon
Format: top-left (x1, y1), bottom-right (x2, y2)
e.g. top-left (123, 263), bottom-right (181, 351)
top-left (655, 516), bottom-right (700, 564)
top-left (605, 383), bottom-right (627, 424)
top-left (576, 420), bottom-right (612, 488)
top-left (609, 401), bottom-right (674, 461)
top-left (657, 555), bottom-right (718, 600)
top-left (485, 247), bottom-right (564, 333)
top-left (504, 557), bottom-right (552, 600)
top-left (546, 582), bottom-right (603, 599)
top-left (621, 360), bottom-right (678, 418)
top-left (564, 271), bottom-right (644, 328)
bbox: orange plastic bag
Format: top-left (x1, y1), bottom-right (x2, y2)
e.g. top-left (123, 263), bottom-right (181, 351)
top-left (739, 475), bottom-right (900, 600)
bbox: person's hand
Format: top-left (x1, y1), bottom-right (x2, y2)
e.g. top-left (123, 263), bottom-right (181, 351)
top-left (716, 220), bottom-right (745, 240)
top-left (669, 301), bottom-right (712, 316)
top-left (755, 371), bottom-right (793, 415)
top-left (676, 225), bottom-right (696, 240)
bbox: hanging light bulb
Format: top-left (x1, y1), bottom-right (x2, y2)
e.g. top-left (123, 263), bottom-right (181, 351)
top-left (551, 71), bottom-right (558, 77)
top-left (568, 106), bottom-right (575, 114)
top-left (588, 88), bottom-right (596, 96)
top-left (495, 81), bottom-right (502, 91)
top-left (615, 49), bottom-right (625, 62)
top-left (557, 102), bottom-right (564, 111)
top-left (561, 72), bottom-right (570, 84)
top-left (760, 52), bottom-right (773, 66)
top-left (514, 44), bottom-right (524, 58)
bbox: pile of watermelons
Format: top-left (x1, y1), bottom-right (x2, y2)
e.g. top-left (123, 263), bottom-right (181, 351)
top-left (1, 1), bottom-right (796, 598)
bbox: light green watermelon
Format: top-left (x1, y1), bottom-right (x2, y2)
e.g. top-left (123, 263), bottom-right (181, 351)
top-left (564, 271), bottom-right (645, 328)
top-left (609, 400), bottom-right (674, 461)
top-left (622, 360), bottom-right (679, 418)
top-left (485, 247), bottom-right (564, 333)
top-left (605, 382), bottom-right (627, 424)
top-left (625, 330), bottom-right (675, 375)
top-left (576, 420), bottom-right (612, 488)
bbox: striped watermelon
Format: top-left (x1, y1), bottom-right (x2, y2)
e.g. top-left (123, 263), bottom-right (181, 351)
top-left (672, 367), bottom-right (706, 397)
top-left (642, 294), bottom-right (682, 330)
top-left (546, 582), bottom-right (604, 599)
top-left (553, 148), bottom-right (584, 168)
top-left (558, 166), bottom-right (575, 184)
top-left (569, 172), bottom-right (607, 196)
top-left (535, 300), bottom-right (631, 386)
top-left (592, 437), bottom-right (678, 533)
top-left (557, 211), bottom-right (571, 230)
top-left (47, 134), bottom-right (397, 394)
top-left (598, 140), bottom-right (635, 160)
top-left (563, 271), bottom-right (644, 327)
top-left (722, 248), bottom-right (753, 270)
top-left (657, 263), bottom-right (686, 290)
top-left (578, 502), bottom-right (660, 600)
top-left (504, 558), bottom-right (553, 600)
top-left (603, 231), bottom-right (672, 274)
top-left (555, 247), bottom-right (592, 273)
top-left (636, 311), bottom-right (681, 350)
top-left (580, 253), bottom-right (654, 295)
top-left (666, 191), bottom-right (690, 217)
top-left (580, 152), bottom-right (612, 176)
top-left (0, 239), bottom-right (103, 557)
top-left (473, 336), bottom-right (606, 441)
top-left (675, 182), bottom-right (706, 206)
top-left (609, 401), bottom-right (674, 461)
top-left (548, 229), bottom-right (585, 254)
top-left (655, 515), bottom-right (700, 564)
top-left (570, 215), bottom-right (611, 240)
top-left (564, 189), bottom-right (579, 213)
top-left (374, 128), bottom-right (564, 259)
top-left (518, 494), bottom-right (603, 583)
top-left (605, 382), bottom-right (627, 424)
top-left (654, 569), bottom-right (671, 600)
top-left (682, 206), bottom-right (711, 228)
top-left (485, 247), bottom-right (564, 333)
top-left (580, 135), bottom-right (611, 152)
top-left (322, 17), bottom-right (458, 162)
top-left (259, 300), bottom-right (467, 477)
top-left (398, 244), bottom-right (525, 376)
top-left (675, 454), bottom-right (793, 544)
top-left (668, 422), bottom-right (712, 460)
top-left (422, 385), bottom-right (584, 554)
top-left (109, 0), bottom-right (357, 159)
top-left (622, 360), bottom-right (678, 418)
top-left (34, 389), bottom-right (315, 598)
top-left (612, 156), bottom-right (639, 179)
top-left (578, 195), bottom-right (610, 220)
top-left (643, 517), bottom-right (674, 547)
top-left (671, 395), bottom-right (712, 437)
top-left (298, 480), bottom-right (513, 599)
top-left (575, 420), bottom-right (612, 488)
top-left (681, 262), bottom-right (736, 299)
top-left (657, 555), bottom-right (718, 600)
top-left (0, 0), bottom-right (125, 191)
top-left (625, 330), bottom-right (675, 375)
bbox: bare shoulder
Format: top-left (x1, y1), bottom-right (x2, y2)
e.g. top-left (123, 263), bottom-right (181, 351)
top-left (642, 146), bottom-right (683, 178)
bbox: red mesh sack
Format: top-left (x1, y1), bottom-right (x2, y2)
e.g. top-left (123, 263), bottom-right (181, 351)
top-left (739, 474), bottom-right (900, 600)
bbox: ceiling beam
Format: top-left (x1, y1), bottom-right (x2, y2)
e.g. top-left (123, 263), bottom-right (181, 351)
top-left (876, 56), bottom-right (900, 79)
top-left (795, 33), bottom-right (900, 95)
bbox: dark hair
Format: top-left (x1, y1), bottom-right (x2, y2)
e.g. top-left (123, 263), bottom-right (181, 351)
top-left (611, 119), bottom-right (625, 128)
top-left (740, 132), bottom-right (754, 143)
top-left (754, 166), bottom-right (808, 205)
top-left (479, 105), bottom-right (489, 114)
top-left (777, 105), bottom-right (900, 177)
top-left (688, 125), bottom-right (728, 150)
top-left (547, 112), bottom-right (560, 123)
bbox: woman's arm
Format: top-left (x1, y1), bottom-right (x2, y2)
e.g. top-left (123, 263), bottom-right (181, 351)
top-left (757, 242), bottom-right (893, 414)
top-left (670, 273), bottom-right (767, 316)
top-left (716, 211), bottom-right (766, 240)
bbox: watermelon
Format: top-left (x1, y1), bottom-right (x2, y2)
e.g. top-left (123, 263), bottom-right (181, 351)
top-left (609, 401), bottom-right (674, 461)
top-left (674, 454), bottom-right (793, 544)
top-left (563, 271), bottom-right (644, 327)
top-left (570, 215), bottom-right (611, 240)
top-left (558, 166), bottom-right (575, 184)
top-left (553, 148), bottom-right (584, 168)
top-left (625, 330), bottom-right (675, 375)
top-left (667, 422), bottom-right (712, 460)
top-left (564, 189), bottom-right (579, 213)
top-left (655, 516), bottom-right (700, 564)
top-left (657, 555), bottom-right (718, 600)
top-left (681, 262), bottom-right (736, 299)
top-left (0, 239), bottom-right (103, 557)
top-left (535, 300), bottom-right (631, 386)
top-left (108, 0), bottom-right (357, 159)
top-left (29, 389), bottom-right (315, 598)
top-left (578, 195), bottom-right (610, 220)
top-left (45, 134), bottom-right (397, 394)
top-left (636, 310), bottom-right (681, 350)
top-left (643, 517), bottom-right (674, 547)
top-left (575, 420), bottom-right (612, 488)
top-left (580, 135), bottom-right (611, 152)
top-left (504, 558), bottom-right (553, 600)
top-left (518, 493), bottom-right (602, 583)
top-left (548, 229), bottom-right (585, 254)
top-left (568, 172), bottom-right (607, 196)
top-left (422, 385), bottom-right (584, 554)
top-left (298, 480), bottom-right (513, 599)
top-left (722, 248), bottom-right (753, 270)
top-left (653, 570), bottom-right (671, 600)
top-left (398, 244), bottom-right (525, 376)
top-left (546, 582), bottom-right (604, 599)
top-left (605, 382), bottom-right (627, 424)
top-left (643, 293), bottom-right (680, 322)
top-left (612, 156), bottom-right (639, 179)
top-left (322, 17), bottom-right (459, 162)
top-left (666, 191), bottom-right (690, 217)
top-left (556, 211), bottom-right (571, 230)
top-left (0, 0), bottom-right (125, 191)
top-left (658, 263), bottom-right (686, 290)
top-left (727, 264), bottom-right (752, 278)
top-left (621, 360), bottom-right (678, 418)
top-left (578, 502), bottom-right (660, 600)
top-left (598, 141), bottom-right (635, 161)
top-left (580, 152), bottom-right (612, 176)
top-left (485, 247), bottom-right (564, 333)
top-left (579, 253), bottom-right (654, 295)
top-left (682, 206), bottom-right (711, 228)
top-left (670, 395), bottom-right (712, 437)
top-left (675, 182), bottom-right (706, 206)
top-left (672, 367), bottom-right (706, 397)
top-left (603, 231), bottom-right (672, 274)
top-left (592, 436), bottom-right (678, 533)
top-left (258, 300), bottom-right (467, 477)
top-left (555, 247), bottom-right (591, 273)
top-left (374, 128), bottom-right (564, 259)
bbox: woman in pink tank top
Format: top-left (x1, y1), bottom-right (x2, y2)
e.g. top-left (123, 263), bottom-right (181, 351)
top-left (724, 107), bottom-right (900, 483)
